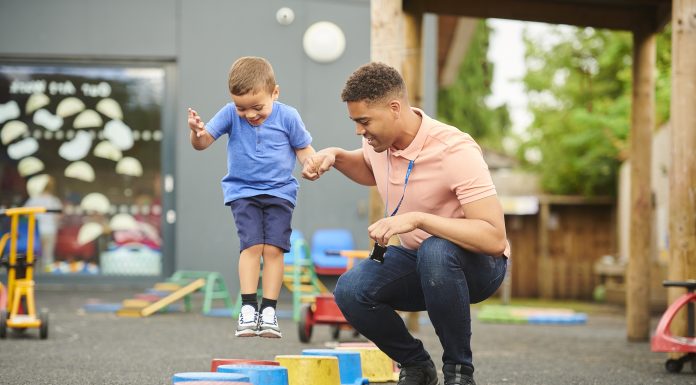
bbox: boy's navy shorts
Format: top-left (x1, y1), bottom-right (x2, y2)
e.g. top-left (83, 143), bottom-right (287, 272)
top-left (229, 194), bottom-right (294, 253)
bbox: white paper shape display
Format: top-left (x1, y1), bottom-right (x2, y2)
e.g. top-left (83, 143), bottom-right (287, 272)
top-left (56, 97), bottom-right (85, 118)
top-left (73, 109), bottom-right (103, 128)
top-left (26, 93), bottom-right (50, 114)
top-left (58, 130), bottom-right (92, 161)
top-left (109, 213), bottom-right (138, 231)
top-left (96, 98), bottom-right (123, 120)
top-left (18, 157), bottom-right (45, 177)
top-left (78, 222), bottom-right (104, 245)
top-left (65, 161), bottom-right (95, 182)
top-left (116, 157), bottom-right (143, 177)
top-left (1, 120), bottom-right (29, 145)
top-left (93, 140), bottom-right (123, 161)
top-left (0, 100), bottom-right (20, 124)
top-left (7, 137), bottom-right (39, 160)
top-left (103, 120), bottom-right (134, 150)
top-left (81, 192), bottom-right (111, 214)
top-left (26, 174), bottom-right (49, 198)
top-left (33, 108), bottom-right (64, 131)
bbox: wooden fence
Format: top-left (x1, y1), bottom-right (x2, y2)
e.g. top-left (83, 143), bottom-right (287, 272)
top-left (504, 195), bottom-right (616, 300)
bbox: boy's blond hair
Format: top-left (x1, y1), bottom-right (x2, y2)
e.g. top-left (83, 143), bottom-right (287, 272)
top-left (228, 57), bottom-right (276, 96)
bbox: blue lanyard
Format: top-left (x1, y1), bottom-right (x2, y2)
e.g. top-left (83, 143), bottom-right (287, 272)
top-left (385, 156), bottom-right (415, 217)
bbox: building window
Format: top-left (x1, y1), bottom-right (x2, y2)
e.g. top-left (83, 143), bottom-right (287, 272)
top-left (0, 63), bottom-right (165, 276)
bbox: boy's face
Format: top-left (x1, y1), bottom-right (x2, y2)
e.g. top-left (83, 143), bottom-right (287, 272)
top-left (232, 85), bottom-right (279, 126)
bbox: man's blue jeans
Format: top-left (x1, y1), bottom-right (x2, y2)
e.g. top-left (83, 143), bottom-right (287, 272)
top-left (334, 236), bottom-right (507, 370)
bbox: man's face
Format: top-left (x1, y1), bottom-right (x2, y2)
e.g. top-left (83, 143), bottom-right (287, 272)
top-left (232, 85), bottom-right (279, 126)
top-left (347, 100), bottom-right (398, 153)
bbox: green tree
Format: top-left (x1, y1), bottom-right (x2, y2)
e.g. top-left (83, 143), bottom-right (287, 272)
top-left (518, 25), bottom-right (671, 196)
top-left (438, 20), bottom-right (511, 151)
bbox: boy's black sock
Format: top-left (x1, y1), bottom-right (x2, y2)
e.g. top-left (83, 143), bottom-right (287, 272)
top-left (259, 297), bottom-right (277, 312)
top-left (241, 293), bottom-right (258, 310)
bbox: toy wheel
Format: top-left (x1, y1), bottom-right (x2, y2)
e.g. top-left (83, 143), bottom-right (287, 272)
top-left (0, 310), bottom-right (6, 339)
top-left (39, 310), bottom-right (48, 339)
top-left (298, 304), bottom-right (313, 343)
top-left (665, 359), bottom-right (683, 373)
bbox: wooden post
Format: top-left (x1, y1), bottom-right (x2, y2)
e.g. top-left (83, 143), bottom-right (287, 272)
top-left (538, 199), bottom-right (552, 298)
top-left (668, 0), bottom-right (696, 338)
top-left (626, 26), bottom-right (655, 342)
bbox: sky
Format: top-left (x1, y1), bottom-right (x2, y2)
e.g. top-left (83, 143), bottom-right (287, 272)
top-left (486, 19), bottom-right (551, 136)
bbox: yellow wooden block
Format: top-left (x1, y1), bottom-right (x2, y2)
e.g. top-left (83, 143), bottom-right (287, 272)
top-left (275, 355), bottom-right (340, 385)
top-left (335, 347), bottom-right (397, 382)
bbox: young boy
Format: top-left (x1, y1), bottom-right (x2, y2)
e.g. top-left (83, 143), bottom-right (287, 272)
top-left (188, 57), bottom-right (317, 338)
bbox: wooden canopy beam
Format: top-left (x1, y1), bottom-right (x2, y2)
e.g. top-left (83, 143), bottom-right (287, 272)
top-left (413, 0), bottom-right (665, 32)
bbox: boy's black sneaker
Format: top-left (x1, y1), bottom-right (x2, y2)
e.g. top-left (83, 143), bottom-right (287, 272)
top-left (443, 363), bottom-right (476, 385)
top-left (397, 359), bottom-right (439, 385)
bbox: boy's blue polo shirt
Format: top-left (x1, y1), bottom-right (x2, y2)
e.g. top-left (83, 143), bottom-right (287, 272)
top-left (205, 101), bottom-right (312, 206)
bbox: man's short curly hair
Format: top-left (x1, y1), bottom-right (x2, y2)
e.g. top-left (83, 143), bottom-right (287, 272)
top-left (341, 62), bottom-right (405, 104)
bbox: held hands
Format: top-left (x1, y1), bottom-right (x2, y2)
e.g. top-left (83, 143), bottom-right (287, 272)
top-left (368, 212), bottom-right (422, 246)
top-left (187, 108), bottom-right (206, 137)
top-left (301, 151), bottom-right (335, 181)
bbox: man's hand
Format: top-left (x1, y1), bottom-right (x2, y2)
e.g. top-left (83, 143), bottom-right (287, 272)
top-left (188, 108), bottom-right (206, 137)
top-left (301, 151), bottom-right (336, 181)
top-left (367, 212), bottom-right (422, 246)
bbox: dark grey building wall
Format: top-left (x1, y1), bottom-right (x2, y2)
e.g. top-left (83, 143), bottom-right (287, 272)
top-left (0, 0), bottom-right (371, 292)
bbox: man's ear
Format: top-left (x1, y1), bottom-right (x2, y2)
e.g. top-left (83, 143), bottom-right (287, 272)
top-left (272, 85), bottom-right (280, 100)
top-left (388, 99), bottom-right (401, 118)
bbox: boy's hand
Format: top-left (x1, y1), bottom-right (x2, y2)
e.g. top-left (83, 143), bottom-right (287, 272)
top-left (187, 108), bottom-right (206, 137)
top-left (302, 152), bottom-right (335, 181)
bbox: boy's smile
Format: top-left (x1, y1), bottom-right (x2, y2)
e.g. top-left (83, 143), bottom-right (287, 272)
top-left (232, 85), bottom-right (279, 126)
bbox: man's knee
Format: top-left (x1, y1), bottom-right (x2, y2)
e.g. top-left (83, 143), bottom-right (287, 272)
top-left (418, 237), bottom-right (460, 263)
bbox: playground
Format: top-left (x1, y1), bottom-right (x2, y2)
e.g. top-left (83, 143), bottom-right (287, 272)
top-left (0, 286), bottom-right (692, 385)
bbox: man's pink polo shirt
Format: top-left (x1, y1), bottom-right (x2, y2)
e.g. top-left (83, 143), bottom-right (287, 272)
top-left (362, 108), bottom-right (510, 257)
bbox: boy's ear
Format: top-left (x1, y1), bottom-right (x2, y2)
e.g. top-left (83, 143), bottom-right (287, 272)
top-left (272, 85), bottom-right (280, 100)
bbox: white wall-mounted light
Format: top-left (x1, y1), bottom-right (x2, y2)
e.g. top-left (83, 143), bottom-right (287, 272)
top-left (276, 7), bottom-right (295, 25)
top-left (303, 21), bottom-right (346, 64)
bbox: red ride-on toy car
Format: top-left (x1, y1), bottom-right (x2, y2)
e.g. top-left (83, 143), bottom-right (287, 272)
top-left (651, 280), bottom-right (696, 373)
top-left (297, 250), bottom-right (369, 343)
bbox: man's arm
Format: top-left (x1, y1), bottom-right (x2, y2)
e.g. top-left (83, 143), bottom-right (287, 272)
top-left (302, 147), bottom-right (376, 186)
top-left (188, 108), bottom-right (215, 150)
top-left (368, 195), bottom-right (508, 256)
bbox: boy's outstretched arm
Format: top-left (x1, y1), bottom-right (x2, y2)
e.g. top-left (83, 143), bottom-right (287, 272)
top-left (188, 108), bottom-right (215, 150)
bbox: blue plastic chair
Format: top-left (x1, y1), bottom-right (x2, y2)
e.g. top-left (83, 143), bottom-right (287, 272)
top-left (310, 229), bottom-right (354, 275)
top-left (283, 229), bottom-right (305, 265)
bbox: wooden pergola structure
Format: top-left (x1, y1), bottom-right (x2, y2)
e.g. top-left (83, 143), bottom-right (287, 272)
top-left (370, 0), bottom-right (695, 341)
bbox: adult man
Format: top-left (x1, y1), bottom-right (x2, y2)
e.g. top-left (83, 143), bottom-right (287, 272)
top-left (302, 62), bottom-right (509, 385)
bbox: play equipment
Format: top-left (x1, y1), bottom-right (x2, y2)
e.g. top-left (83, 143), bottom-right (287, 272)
top-left (211, 359), bottom-right (279, 372)
top-left (335, 346), bottom-right (399, 383)
top-left (171, 372), bottom-right (250, 383)
top-left (310, 229), bottom-right (354, 275)
top-left (651, 280), bottom-right (696, 373)
top-left (216, 364), bottom-right (289, 385)
top-left (477, 304), bottom-right (587, 324)
top-left (0, 206), bottom-right (55, 339)
top-left (302, 349), bottom-right (368, 385)
top-left (274, 355), bottom-right (341, 385)
top-left (116, 270), bottom-right (233, 317)
top-left (298, 249), bottom-right (368, 343)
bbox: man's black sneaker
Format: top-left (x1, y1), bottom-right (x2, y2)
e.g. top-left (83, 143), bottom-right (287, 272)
top-left (443, 363), bottom-right (476, 385)
top-left (397, 359), bottom-right (439, 385)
